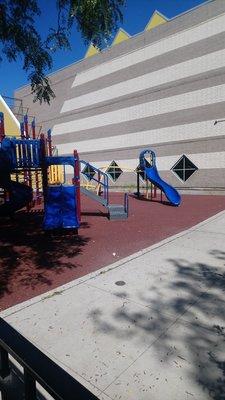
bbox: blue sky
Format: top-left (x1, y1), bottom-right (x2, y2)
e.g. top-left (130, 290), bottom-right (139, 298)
top-left (1, 0), bottom-right (210, 98)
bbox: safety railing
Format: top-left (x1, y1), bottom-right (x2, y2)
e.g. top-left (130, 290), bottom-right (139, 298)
top-left (80, 160), bottom-right (109, 205)
top-left (139, 149), bottom-right (156, 170)
top-left (12, 139), bottom-right (42, 169)
top-left (0, 318), bottom-right (98, 400)
top-left (2, 96), bottom-right (29, 121)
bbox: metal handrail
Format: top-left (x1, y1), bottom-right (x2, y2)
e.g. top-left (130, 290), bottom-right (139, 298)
top-left (139, 149), bottom-right (156, 170)
top-left (80, 160), bottom-right (109, 205)
top-left (2, 96), bottom-right (29, 119)
top-left (0, 318), bottom-right (98, 400)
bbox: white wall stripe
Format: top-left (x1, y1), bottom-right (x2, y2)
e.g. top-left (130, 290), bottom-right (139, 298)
top-left (62, 48), bottom-right (225, 112)
top-left (72, 13), bottom-right (225, 87)
top-left (56, 120), bottom-right (225, 155)
top-left (87, 152), bottom-right (225, 172)
top-left (52, 83), bottom-right (225, 136)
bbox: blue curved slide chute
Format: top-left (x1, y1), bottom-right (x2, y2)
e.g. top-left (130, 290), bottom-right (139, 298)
top-left (0, 139), bottom-right (33, 216)
top-left (139, 150), bottom-right (181, 206)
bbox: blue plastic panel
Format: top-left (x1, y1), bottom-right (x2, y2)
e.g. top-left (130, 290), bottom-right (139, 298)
top-left (43, 185), bottom-right (79, 230)
top-left (43, 186), bottom-right (62, 229)
top-left (62, 185), bottom-right (79, 228)
top-left (0, 137), bottom-right (42, 169)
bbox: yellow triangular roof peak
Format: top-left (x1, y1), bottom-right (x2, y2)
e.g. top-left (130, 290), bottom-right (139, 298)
top-left (0, 95), bottom-right (20, 136)
top-left (85, 43), bottom-right (100, 58)
top-left (145, 10), bottom-right (168, 31)
top-left (112, 28), bottom-right (130, 46)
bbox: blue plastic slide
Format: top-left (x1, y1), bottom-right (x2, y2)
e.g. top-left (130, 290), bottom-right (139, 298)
top-left (43, 185), bottom-right (79, 230)
top-left (139, 150), bottom-right (181, 206)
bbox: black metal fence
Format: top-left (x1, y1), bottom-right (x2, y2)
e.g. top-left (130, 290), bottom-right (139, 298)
top-left (0, 318), bottom-right (98, 400)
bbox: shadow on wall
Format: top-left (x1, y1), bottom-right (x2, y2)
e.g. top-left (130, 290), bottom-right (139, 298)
top-left (0, 211), bottom-right (90, 300)
top-left (88, 250), bottom-right (225, 399)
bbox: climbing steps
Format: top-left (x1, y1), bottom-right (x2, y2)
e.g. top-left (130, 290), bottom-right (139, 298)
top-left (107, 204), bottom-right (128, 220)
top-left (81, 186), bottom-right (128, 220)
top-left (80, 161), bottom-right (128, 221)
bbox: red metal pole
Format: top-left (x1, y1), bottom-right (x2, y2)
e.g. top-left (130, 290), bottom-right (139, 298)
top-left (31, 118), bottom-right (36, 139)
top-left (32, 118), bottom-right (41, 204)
top-left (40, 133), bottom-right (48, 202)
top-left (20, 121), bottom-right (30, 203)
top-left (0, 112), bottom-right (5, 142)
top-left (1, 113), bottom-right (8, 200)
top-left (24, 115), bottom-right (32, 192)
top-left (0, 113), bottom-right (8, 203)
top-left (74, 150), bottom-right (81, 224)
top-left (47, 129), bottom-right (52, 156)
top-left (24, 115), bottom-right (29, 138)
top-left (20, 121), bottom-right (25, 139)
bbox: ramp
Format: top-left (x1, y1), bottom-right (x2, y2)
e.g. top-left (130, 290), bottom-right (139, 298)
top-left (81, 186), bottom-right (128, 220)
top-left (81, 160), bottom-right (128, 220)
top-left (80, 161), bottom-right (128, 220)
top-left (81, 186), bottom-right (107, 206)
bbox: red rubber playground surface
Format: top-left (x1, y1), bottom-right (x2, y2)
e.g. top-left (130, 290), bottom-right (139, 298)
top-left (1, 193), bottom-right (225, 310)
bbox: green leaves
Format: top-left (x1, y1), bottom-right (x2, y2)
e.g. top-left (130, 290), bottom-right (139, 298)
top-left (0, 0), bottom-right (125, 103)
top-left (30, 73), bottom-right (56, 104)
top-left (0, 0), bottom-right (52, 103)
top-left (69, 0), bottom-right (125, 47)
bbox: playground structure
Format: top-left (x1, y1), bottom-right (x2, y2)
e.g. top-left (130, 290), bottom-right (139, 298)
top-left (136, 149), bottom-right (181, 206)
top-left (0, 112), bottom-right (80, 230)
top-left (0, 107), bottom-right (179, 228)
top-left (0, 112), bottom-right (129, 228)
top-left (83, 149), bottom-right (181, 207)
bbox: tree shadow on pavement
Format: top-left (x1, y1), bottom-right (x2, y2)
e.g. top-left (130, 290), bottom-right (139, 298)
top-left (0, 211), bottom-right (90, 300)
top-left (88, 249), bottom-right (225, 399)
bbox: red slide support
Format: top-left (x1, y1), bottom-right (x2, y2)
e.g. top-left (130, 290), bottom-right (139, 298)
top-left (74, 150), bottom-right (81, 224)
top-left (0, 112), bottom-right (5, 142)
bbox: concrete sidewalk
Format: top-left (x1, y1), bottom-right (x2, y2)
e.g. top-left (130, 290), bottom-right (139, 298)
top-left (1, 211), bottom-right (225, 400)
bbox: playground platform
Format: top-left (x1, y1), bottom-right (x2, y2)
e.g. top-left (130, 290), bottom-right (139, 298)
top-left (1, 193), bottom-right (225, 311)
top-left (1, 206), bottom-right (225, 399)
